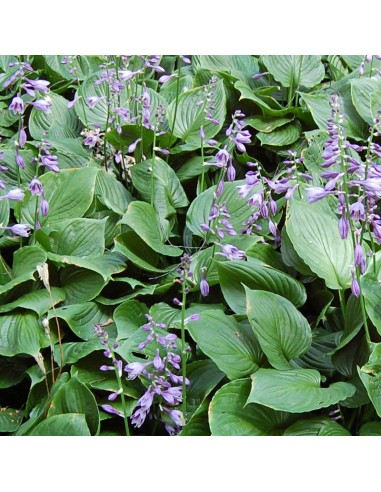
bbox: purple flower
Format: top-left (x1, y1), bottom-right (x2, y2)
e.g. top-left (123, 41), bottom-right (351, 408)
top-left (19, 127), bottom-right (27, 148)
top-left (216, 243), bottom-right (246, 260)
top-left (86, 96), bottom-right (105, 108)
top-left (23, 78), bottom-right (50, 94)
top-left (215, 146), bottom-right (231, 168)
top-left (67, 95), bottom-right (80, 109)
top-left (101, 404), bottom-right (124, 418)
top-left (30, 97), bottom-right (52, 113)
top-left (200, 268), bottom-right (209, 297)
top-left (227, 163), bottom-right (236, 182)
top-left (128, 138), bottom-right (142, 154)
top-left (40, 198), bottom-right (49, 217)
top-left (351, 274), bottom-right (361, 298)
top-left (306, 187), bottom-right (335, 203)
top-left (1, 188), bottom-right (25, 201)
top-left (15, 152), bottom-right (25, 169)
top-left (338, 215), bottom-right (350, 239)
top-left (29, 178), bottom-right (43, 195)
top-left (3, 223), bottom-right (31, 237)
top-left (41, 154), bottom-right (59, 172)
top-left (9, 94), bottom-right (24, 115)
top-left (158, 74), bottom-right (173, 84)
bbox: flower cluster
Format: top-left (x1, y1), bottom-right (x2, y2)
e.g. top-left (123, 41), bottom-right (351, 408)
top-left (125, 314), bottom-right (189, 435)
top-left (304, 95), bottom-right (381, 296)
top-left (226, 110), bottom-right (252, 153)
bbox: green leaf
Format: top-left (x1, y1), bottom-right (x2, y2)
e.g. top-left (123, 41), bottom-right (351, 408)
top-left (0, 287), bottom-right (65, 316)
top-left (44, 55), bottom-right (100, 81)
top-left (29, 92), bottom-right (82, 140)
top-left (359, 422), bottom-right (381, 436)
top-left (51, 302), bottom-right (111, 340)
top-left (0, 245), bottom-right (47, 296)
top-left (262, 55), bottom-right (325, 88)
top-left (54, 338), bottom-right (103, 366)
top-left (120, 201), bottom-right (182, 257)
top-left (185, 359), bottom-right (225, 418)
top-left (245, 115), bottom-right (294, 133)
top-left (21, 167), bottom-right (99, 226)
top-left (95, 170), bottom-right (132, 215)
top-left (130, 157), bottom-right (189, 219)
top-left (60, 267), bottom-right (106, 303)
top-left (299, 91), bottom-right (367, 140)
top-left (257, 123), bottom-right (301, 147)
top-left (29, 413), bottom-right (91, 436)
top-left (358, 343), bottom-right (381, 418)
top-left (284, 417), bottom-right (351, 436)
top-left (292, 329), bottom-right (340, 375)
top-left (217, 258), bottom-right (306, 314)
top-left (48, 217), bottom-right (106, 257)
top-left (0, 312), bottom-right (47, 357)
top-left (248, 368), bottom-right (355, 412)
top-left (47, 374), bottom-right (100, 435)
top-left (246, 289), bottom-right (312, 370)
top-left (167, 79), bottom-right (226, 145)
top-left (351, 78), bottom-right (381, 125)
top-left (0, 356), bottom-right (29, 389)
top-left (179, 400), bottom-right (210, 436)
top-left (47, 251), bottom-right (126, 282)
top-left (0, 408), bottom-right (23, 433)
top-left (187, 310), bottom-right (262, 380)
top-left (209, 379), bottom-right (295, 436)
top-left (193, 55), bottom-right (259, 87)
top-left (114, 231), bottom-right (168, 273)
top-left (114, 300), bottom-right (148, 339)
top-left (361, 273), bottom-right (381, 336)
top-left (286, 195), bottom-right (353, 289)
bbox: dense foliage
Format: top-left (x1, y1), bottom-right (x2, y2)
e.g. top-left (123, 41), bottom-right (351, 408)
top-left (1, 55), bottom-right (381, 436)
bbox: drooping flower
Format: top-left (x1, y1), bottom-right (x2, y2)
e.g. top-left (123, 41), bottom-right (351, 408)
top-left (2, 223), bottom-right (31, 237)
top-left (9, 94), bottom-right (24, 115)
top-left (216, 243), bottom-right (246, 260)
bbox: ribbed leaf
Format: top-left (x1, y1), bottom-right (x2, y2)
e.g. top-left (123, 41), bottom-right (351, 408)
top-left (286, 195), bottom-right (353, 289)
top-left (262, 55), bottom-right (325, 88)
top-left (217, 258), bottom-right (306, 314)
top-left (209, 379), bottom-right (296, 436)
top-left (187, 310), bottom-right (262, 380)
top-left (248, 368), bottom-right (355, 412)
top-left (257, 123), bottom-right (301, 146)
top-left (246, 289), bottom-right (312, 370)
top-left (29, 413), bottom-right (91, 436)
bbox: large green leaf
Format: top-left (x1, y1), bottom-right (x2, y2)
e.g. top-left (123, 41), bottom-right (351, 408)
top-left (0, 356), bottom-right (29, 389)
top-left (120, 201), bottom-right (182, 257)
top-left (284, 417), bottom-right (351, 436)
top-left (193, 55), bottom-right (260, 87)
top-left (47, 374), bottom-right (100, 435)
top-left (0, 245), bottom-right (47, 295)
top-left (262, 55), bottom-right (325, 88)
top-left (286, 195), bottom-right (353, 290)
top-left (51, 302), bottom-right (111, 340)
top-left (246, 289), bottom-right (312, 370)
top-left (358, 343), bottom-right (381, 418)
top-left (29, 92), bottom-right (82, 140)
top-left (217, 258), bottom-right (306, 314)
top-left (0, 287), bottom-right (65, 316)
top-left (48, 217), bottom-right (106, 256)
top-left (60, 267), bottom-right (106, 303)
top-left (209, 379), bottom-right (296, 436)
top-left (185, 359), bottom-right (225, 418)
top-left (248, 368), bottom-right (355, 413)
top-left (114, 300), bottom-right (148, 339)
top-left (29, 413), bottom-right (91, 436)
top-left (95, 170), bottom-right (133, 215)
top-left (47, 251), bottom-right (126, 282)
top-left (257, 123), bottom-right (301, 147)
top-left (130, 157), bottom-right (189, 219)
top-left (299, 91), bottom-right (367, 140)
top-left (167, 79), bottom-right (226, 145)
top-left (21, 167), bottom-right (99, 226)
top-left (351, 78), bottom-right (381, 125)
top-left (361, 273), bottom-right (381, 336)
top-left (187, 310), bottom-right (262, 380)
top-left (0, 312), bottom-right (48, 357)
top-left (0, 408), bottom-right (23, 433)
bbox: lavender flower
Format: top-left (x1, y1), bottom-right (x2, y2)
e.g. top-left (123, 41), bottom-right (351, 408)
top-left (0, 188), bottom-right (25, 201)
top-left (200, 268), bottom-right (210, 297)
top-left (216, 243), bottom-right (246, 260)
top-left (128, 138), bottom-right (142, 154)
top-left (9, 94), bottom-right (24, 115)
top-left (2, 224), bottom-right (31, 237)
top-left (30, 97), bottom-right (52, 113)
top-left (29, 178), bottom-right (43, 195)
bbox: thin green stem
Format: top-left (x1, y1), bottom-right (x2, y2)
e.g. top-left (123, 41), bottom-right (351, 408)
top-left (168, 58), bottom-right (182, 149)
top-left (199, 137), bottom-right (205, 193)
top-left (150, 129), bottom-right (157, 208)
top-left (180, 279), bottom-right (187, 420)
top-left (113, 361), bottom-right (131, 436)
